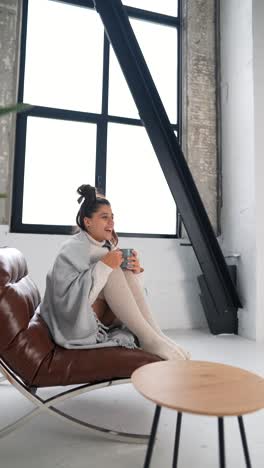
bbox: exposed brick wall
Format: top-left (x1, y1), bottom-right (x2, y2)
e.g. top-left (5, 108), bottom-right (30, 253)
top-left (0, 0), bottom-right (20, 223)
top-left (182, 0), bottom-right (218, 233)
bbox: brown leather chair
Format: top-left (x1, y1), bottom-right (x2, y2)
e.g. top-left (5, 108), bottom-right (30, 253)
top-left (0, 247), bottom-right (160, 442)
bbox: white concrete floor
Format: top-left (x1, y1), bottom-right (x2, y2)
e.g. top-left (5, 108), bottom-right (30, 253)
top-left (1, 328), bottom-right (264, 468)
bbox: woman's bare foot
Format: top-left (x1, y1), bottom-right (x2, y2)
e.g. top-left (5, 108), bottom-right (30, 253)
top-left (160, 334), bottom-right (191, 359)
top-left (140, 336), bottom-right (189, 361)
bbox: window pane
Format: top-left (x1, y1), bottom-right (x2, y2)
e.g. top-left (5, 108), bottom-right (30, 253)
top-left (122, 0), bottom-right (178, 16)
top-left (109, 20), bottom-right (178, 123)
top-left (108, 47), bottom-right (138, 119)
top-left (24, 0), bottom-right (104, 112)
top-left (22, 118), bottom-right (97, 225)
top-left (106, 123), bottom-right (176, 235)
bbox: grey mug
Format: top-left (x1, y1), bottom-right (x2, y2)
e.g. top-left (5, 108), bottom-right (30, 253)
top-left (120, 248), bottom-right (134, 269)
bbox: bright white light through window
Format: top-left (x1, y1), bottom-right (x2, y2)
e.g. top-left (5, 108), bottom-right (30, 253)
top-left (108, 48), bottom-right (138, 119)
top-left (106, 123), bottom-right (176, 234)
top-left (19, 0), bottom-right (179, 235)
top-left (22, 117), bottom-right (97, 225)
top-left (109, 19), bottom-right (178, 123)
top-left (122, 0), bottom-right (178, 16)
top-left (24, 0), bottom-right (104, 112)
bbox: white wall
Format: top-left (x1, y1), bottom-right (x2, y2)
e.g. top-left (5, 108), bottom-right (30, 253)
top-left (252, 0), bottom-right (264, 341)
top-left (0, 225), bottom-right (207, 331)
top-left (220, 0), bottom-right (264, 340)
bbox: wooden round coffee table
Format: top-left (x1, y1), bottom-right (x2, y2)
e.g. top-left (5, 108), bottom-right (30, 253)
top-left (132, 360), bottom-right (264, 468)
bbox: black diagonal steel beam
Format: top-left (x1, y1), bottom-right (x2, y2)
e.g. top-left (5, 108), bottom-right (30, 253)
top-left (93, 0), bottom-right (242, 317)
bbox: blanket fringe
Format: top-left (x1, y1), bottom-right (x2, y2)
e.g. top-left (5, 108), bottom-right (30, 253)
top-left (95, 319), bottom-right (109, 343)
top-left (93, 310), bottom-right (138, 349)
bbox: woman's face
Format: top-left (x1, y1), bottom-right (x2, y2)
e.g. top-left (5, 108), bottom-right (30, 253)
top-left (84, 204), bottom-right (114, 242)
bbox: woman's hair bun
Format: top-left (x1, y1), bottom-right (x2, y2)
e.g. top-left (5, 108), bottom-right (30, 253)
top-left (77, 184), bottom-right (96, 205)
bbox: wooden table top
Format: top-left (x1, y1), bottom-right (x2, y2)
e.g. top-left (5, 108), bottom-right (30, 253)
top-left (131, 360), bottom-right (264, 417)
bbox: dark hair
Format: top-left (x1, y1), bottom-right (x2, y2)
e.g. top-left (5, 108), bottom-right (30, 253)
top-left (76, 184), bottom-right (118, 245)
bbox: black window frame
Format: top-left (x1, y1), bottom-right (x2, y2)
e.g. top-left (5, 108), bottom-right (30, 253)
top-left (11, 0), bottom-right (182, 238)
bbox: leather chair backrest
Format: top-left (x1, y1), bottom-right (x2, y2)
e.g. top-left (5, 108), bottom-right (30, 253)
top-left (0, 247), bottom-right (40, 354)
top-left (0, 247), bottom-right (56, 385)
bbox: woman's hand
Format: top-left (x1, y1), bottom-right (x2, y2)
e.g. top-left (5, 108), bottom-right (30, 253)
top-left (127, 250), bottom-right (142, 274)
top-left (101, 250), bottom-right (123, 269)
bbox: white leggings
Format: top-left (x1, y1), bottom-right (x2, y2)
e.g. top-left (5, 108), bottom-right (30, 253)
top-left (98, 267), bottom-right (190, 361)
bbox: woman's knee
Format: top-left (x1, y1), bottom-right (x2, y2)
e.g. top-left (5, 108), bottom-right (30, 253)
top-left (123, 269), bottom-right (134, 279)
top-left (107, 266), bottom-right (127, 283)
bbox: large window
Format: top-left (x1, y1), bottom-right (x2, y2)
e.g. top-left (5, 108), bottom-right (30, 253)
top-left (12, 0), bottom-right (181, 236)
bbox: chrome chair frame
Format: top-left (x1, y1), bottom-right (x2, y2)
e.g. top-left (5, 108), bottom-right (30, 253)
top-left (0, 360), bottom-right (149, 444)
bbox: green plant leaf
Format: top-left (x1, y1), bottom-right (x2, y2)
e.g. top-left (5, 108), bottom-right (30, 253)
top-left (0, 103), bottom-right (33, 116)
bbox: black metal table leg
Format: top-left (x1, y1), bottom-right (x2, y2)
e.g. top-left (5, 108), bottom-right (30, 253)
top-left (143, 405), bottom-right (162, 468)
top-left (237, 416), bottom-right (252, 468)
top-left (218, 417), bottom-right (226, 468)
top-left (172, 412), bottom-right (182, 468)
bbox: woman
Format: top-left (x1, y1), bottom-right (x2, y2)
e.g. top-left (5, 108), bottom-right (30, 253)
top-left (39, 184), bottom-right (190, 360)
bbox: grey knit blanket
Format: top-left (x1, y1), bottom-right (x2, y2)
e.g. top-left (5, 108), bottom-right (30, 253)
top-left (38, 231), bottom-right (137, 350)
